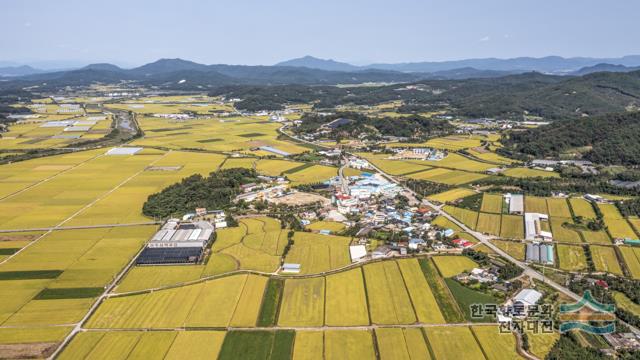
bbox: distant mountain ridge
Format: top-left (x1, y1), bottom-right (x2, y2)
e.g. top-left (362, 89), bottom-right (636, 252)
top-left (276, 55), bottom-right (640, 74)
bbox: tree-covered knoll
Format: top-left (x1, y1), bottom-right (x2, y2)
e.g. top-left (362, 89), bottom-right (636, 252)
top-left (142, 168), bottom-right (260, 218)
top-left (502, 111), bottom-right (640, 165)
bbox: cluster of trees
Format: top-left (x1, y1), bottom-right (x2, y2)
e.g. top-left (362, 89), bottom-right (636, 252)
top-left (617, 198), bottom-right (640, 217)
top-left (503, 111), bottom-right (640, 166)
top-left (292, 112), bottom-right (454, 141)
top-left (142, 168), bottom-right (260, 218)
top-left (403, 179), bottom-right (452, 198)
top-left (477, 176), bottom-right (638, 197)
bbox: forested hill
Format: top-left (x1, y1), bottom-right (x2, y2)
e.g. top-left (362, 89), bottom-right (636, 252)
top-left (501, 111), bottom-right (640, 165)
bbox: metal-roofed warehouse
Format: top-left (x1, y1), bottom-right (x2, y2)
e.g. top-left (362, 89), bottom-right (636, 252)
top-left (137, 220), bottom-right (215, 265)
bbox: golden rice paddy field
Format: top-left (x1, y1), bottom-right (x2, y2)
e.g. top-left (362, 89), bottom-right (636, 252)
top-left (480, 193), bottom-right (504, 214)
top-left (305, 220), bottom-right (345, 232)
top-left (284, 232), bottom-right (351, 275)
top-left (503, 167), bottom-right (559, 178)
top-left (0, 114), bottom-right (113, 150)
top-left (356, 153), bottom-right (431, 175)
top-left (286, 165), bottom-right (338, 185)
top-left (605, 218), bottom-right (638, 240)
top-left (407, 167), bottom-right (489, 185)
top-left (213, 217), bottom-right (286, 273)
top-left (89, 258), bottom-right (479, 330)
top-left (431, 255), bottom-right (478, 278)
top-left (590, 245), bottom-right (623, 275)
top-left (556, 244), bottom-right (587, 271)
top-left (59, 330), bottom-right (226, 360)
top-left (425, 326), bottom-right (486, 360)
top-left (524, 196), bottom-right (549, 214)
top-left (619, 246), bottom-right (640, 279)
top-left (475, 212), bottom-right (502, 235)
top-left (130, 115), bottom-right (308, 155)
top-left (0, 226), bottom-right (155, 331)
top-left (490, 240), bottom-right (525, 261)
top-left (569, 198), bottom-right (597, 219)
top-left (375, 328), bottom-right (431, 360)
top-left (500, 215), bottom-right (525, 239)
top-left (88, 274), bottom-right (266, 328)
top-left (443, 205), bottom-right (478, 229)
top-left (427, 188), bottom-right (476, 203)
top-left (598, 203), bottom-right (624, 219)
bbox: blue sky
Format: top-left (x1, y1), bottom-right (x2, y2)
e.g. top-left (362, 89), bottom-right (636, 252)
top-left (2, 0), bottom-right (639, 67)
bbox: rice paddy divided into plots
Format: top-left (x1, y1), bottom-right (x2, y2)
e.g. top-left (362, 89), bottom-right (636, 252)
top-left (425, 327), bottom-right (487, 360)
top-left (480, 193), bottom-right (504, 214)
top-left (324, 268), bottom-right (369, 326)
top-left (59, 331), bottom-right (226, 360)
top-left (443, 205), bottom-right (478, 229)
top-left (491, 240), bottom-right (525, 260)
top-left (606, 219), bottom-right (638, 240)
top-left (324, 330), bottom-right (376, 360)
top-left (590, 245), bottom-right (623, 275)
top-left (212, 217), bottom-right (286, 273)
top-left (292, 331), bottom-right (323, 360)
top-left (557, 245), bottom-right (587, 271)
top-left (598, 203), bottom-right (624, 219)
top-left (0, 113), bottom-right (114, 151)
top-left (475, 212), bottom-right (501, 235)
top-left (87, 273), bottom-right (266, 328)
top-left (500, 215), bottom-right (525, 239)
top-left (546, 198), bottom-right (572, 218)
top-left (397, 258), bottom-right (446, 324)
top-left (613, 291), bottom-right (640, 316)
top-left (284, 232), bottom-right (351, 275)
top-left (356, 153), bottom-right (431, 175)
top-left (0, 226), bottom-right (155, 327)
top-left (549, 218), bottom-right (582, 243)
top-left (569, 198), bottom-right (597, 218)
top-left (305, 220), bottom-right (345, 232)
top-left (407, 167), bottom-right (489, 185)
top-left (503, 167), bottom-right (559, 178)
top-left (619, 246), bottom-right (640, 279)
top-left (375, 328), bottom-right (432, 360)
top-left (524, 196), bottom-right (549, 214)
top-left (286, 164), bottom-right (338, 185)
top-left (278, 278), bottom-right (325, 327)
top-left (580, 230), bottom-right (611, 244)
top-left (129, 114), bottom-right (308, 155)
top-left (471, 326), bottom-right (519, 360)
top-left (432, 256), bottom-right (478, 277)
top-left (526, 331), bottom-right (560, 359)
top-left (427, 188), bottom-right (476, 203)
top-left (363, 261), bottom-right (416, 324)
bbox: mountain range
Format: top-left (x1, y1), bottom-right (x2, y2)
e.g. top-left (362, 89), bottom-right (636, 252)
top-left (2, 56), bottom-right (640, 90)
top-left (276, 55), bottom-right (640, 74)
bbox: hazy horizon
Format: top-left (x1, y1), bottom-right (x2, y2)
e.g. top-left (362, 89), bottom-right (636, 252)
top-left (3, 0), bottom-right (640, 68)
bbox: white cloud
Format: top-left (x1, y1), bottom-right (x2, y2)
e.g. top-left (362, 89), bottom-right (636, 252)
top-left (24, 22), bottom-right (31, 27)
top-left (479, 36), bottom-right (490, 42)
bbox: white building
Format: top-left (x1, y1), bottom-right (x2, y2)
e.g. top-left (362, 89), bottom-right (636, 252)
top-left (349, 245), bottom-right (367, 262)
